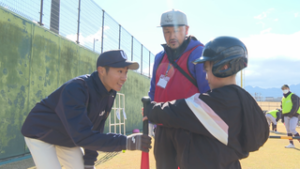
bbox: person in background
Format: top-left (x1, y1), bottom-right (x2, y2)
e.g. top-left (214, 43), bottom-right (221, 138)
top-left (265, 108), bottom-right (281, 133)
top-left (281, 84), bottom-right (300, 148)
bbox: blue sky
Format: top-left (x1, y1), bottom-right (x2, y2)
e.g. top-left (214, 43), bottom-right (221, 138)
top-left (94, 0), bottom-right (300, 88)
top-left (1, 0), bottom-right (298, 88)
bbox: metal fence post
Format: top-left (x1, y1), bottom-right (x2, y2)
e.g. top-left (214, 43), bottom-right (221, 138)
top-left (131, 36), bottom-right (133, 61)
top-left (149, 51), bottom-right (151, 77)
top-left (50, 0), bottom-right (60, 34)
top-left (101, 10), bottom-right (105, 53)
top-left (76, 0), bottom-right (81, 44)
top-left (38, 0), bottom-right (44, 26)
top-left (118, 24), bottom-right (121, 49)
top-left (141, 44), bottom-right (143, 74)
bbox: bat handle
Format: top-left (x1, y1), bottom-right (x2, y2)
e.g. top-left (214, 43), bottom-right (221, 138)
top-left (141, 97), bottom-right (151, 135)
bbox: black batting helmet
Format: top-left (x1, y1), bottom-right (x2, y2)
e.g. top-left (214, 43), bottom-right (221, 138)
top-left (193, 36), bottom-right (248, 78)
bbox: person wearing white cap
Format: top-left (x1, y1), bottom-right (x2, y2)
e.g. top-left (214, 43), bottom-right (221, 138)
top-left (21, 50), bottom-right (151, 169)
top-left (148, 9), bottom-right (209, 169)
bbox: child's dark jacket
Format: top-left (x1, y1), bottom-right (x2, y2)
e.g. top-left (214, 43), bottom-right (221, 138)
top-left (147, 85), bottom-right (269, 169)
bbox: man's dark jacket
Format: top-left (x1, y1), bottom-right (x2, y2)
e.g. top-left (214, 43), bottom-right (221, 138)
top-left (21, 71), bottom-right (127, 165)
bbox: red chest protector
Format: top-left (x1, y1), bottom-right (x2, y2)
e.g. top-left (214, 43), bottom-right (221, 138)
top-left (154, 46), bottom-right (200, 102)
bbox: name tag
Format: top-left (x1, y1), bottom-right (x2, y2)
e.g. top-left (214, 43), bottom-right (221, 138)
top-left (157, 75), bottom-right (170, 89)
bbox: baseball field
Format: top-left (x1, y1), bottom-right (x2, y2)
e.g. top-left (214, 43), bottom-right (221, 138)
top-left (1, 122), bottom-right (300, 169)
top-left (95, 122), bottom-right (300, 169)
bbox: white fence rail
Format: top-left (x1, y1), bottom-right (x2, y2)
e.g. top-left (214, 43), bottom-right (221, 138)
top-left (108, 93), bottom-right (126, 135)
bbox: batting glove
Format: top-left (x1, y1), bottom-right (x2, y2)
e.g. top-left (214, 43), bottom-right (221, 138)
top-left (126, 133), bottom-right (152, 152)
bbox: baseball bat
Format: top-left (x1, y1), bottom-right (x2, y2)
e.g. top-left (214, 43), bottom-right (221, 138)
top-left (141, 96), bottom-right (151, 169)
top-left (269, 131), bottom-right (286, 135)
top-left (269, 136), bottom-right (300, 139)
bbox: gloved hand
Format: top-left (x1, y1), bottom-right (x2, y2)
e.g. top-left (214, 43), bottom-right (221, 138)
top-left (84, 165), bottom-right (95, 169)
top-left (126, 133), bottom-right (152, 152)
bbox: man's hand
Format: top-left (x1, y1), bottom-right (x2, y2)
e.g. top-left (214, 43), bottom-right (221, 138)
top-left (141, 108), bottom-right (148, 121)
top-left (84, 165), bottom-right (95, 169)
top-left (143, 116), bottom-right (148, 121)
top-left (142, 101), bottom-right (156, 121)
top-left (286, 112), bottom-right (294, 118)
top-left (126, 133), bottom-right (152, 152)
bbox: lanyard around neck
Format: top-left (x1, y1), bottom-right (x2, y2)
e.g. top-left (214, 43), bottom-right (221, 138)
top-left (165, 59), bottom-right (179, 76)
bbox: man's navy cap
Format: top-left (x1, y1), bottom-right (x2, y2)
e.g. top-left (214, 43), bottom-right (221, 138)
top-left (97, 50), bottom-right (139, 70)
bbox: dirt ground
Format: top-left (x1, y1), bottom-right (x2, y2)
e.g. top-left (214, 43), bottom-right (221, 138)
top-left (2, 117), bottom-right (300, 169)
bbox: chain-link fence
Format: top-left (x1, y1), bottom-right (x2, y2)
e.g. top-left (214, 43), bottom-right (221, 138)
top-left (0, 0), bottom-right (155, 77)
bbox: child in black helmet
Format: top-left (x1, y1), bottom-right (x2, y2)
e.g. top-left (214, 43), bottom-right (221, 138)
top-left (143, 36), bottom-right (269, 169)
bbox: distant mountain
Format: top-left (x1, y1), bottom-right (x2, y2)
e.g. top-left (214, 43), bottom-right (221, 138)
top-left (245, 84), bottom-right (300, 101)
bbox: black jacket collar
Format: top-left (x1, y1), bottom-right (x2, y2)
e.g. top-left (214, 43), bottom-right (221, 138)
top-left (91, 71), bottom-right (115, 97)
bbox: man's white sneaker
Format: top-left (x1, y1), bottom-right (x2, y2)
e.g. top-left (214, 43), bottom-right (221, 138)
top-left (285, 144), bottom-right (295, 148)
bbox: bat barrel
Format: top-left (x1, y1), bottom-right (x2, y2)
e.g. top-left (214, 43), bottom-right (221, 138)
top-left (269, 136), bottom-right (300, 139)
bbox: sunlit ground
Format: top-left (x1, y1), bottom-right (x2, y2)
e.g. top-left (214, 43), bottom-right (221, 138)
top-left (95, 122), bottom-right (300, 169)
